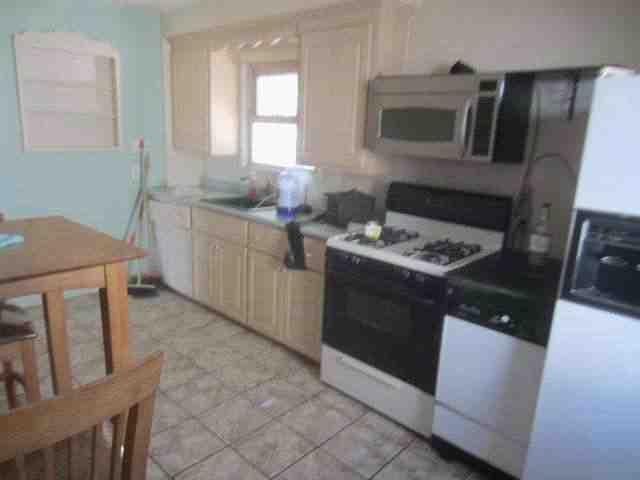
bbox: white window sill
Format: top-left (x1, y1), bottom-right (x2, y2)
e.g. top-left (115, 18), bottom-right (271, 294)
top-left (250, 162), bottom-right (315, 173)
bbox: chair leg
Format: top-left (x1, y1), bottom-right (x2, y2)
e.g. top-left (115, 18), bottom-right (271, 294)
top-left (2, 360), bottom-right (20, 409)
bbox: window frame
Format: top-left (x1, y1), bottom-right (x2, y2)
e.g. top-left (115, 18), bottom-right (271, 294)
top-left (14, 31), bottom-right (122, 152)
top-left (248, 61), bottom-right (299, 169)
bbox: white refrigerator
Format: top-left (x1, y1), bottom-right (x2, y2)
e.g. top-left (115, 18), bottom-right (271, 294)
top-left (524, 75), bottom-right (640, 479)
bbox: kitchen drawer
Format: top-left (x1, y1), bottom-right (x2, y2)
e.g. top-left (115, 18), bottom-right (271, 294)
top-left (303, 236), bottom-right (326, 273)
top-left (192, 207), bottom-right (248, 244)
top-left (321, 345), bottom-right (434, 437)
top-left (150, 201), bottom-right (191, 230)
top-left (248, 222), bottom-right (288, 258)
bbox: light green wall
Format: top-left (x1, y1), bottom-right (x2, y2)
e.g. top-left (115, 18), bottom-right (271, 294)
top-left (0, 0), bottom-right (165, 238)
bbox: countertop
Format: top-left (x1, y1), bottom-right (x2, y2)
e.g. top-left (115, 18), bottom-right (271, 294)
top-left (447, 249), bottom-right (562, 300)
top-left (149, 186), bottom-right (348, 241)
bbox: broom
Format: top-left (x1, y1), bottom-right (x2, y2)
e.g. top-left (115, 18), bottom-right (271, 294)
top-left (125, 138), bottom-right (158, 297)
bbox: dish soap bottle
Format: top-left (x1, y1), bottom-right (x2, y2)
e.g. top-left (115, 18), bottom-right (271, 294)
top-left (528, 203), bottom-right (552, 266)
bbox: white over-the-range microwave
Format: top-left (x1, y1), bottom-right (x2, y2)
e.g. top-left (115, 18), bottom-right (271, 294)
top-left (365, 72), bottom-right (536, 164)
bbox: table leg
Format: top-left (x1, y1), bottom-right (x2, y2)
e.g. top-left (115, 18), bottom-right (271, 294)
top-left (100, 262), bottom-right (133, 373)
top-left (42, 290), bottom-right (72, 394)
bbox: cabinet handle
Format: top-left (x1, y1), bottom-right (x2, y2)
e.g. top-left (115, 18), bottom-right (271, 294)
top-left (337, 355), bottom-right (404, 390)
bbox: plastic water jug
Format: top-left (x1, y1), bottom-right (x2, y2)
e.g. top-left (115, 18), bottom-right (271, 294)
top-left (277, 169), bottom-right (300, 221)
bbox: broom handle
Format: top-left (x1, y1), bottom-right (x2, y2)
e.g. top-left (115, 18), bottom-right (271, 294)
top-left (124, 189), bottom-right (142, 242)
top-left (136, 145), bottom-right (146, 286)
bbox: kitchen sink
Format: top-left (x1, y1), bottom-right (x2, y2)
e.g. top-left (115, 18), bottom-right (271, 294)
top-left (200, 196), bottom-right (276, 211)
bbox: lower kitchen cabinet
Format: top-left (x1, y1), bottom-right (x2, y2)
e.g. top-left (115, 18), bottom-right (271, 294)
top-left (247, 249), bottom-right (324, 361)
top-left (192, 231), bottom-right (247, 323)
top-left (193, 231), bottom-right (213, 307)
top-left (247, 250), bottom-right (281, 337)
top-left (279, 268), bottom-right (324, 362)
top-left (217, 238), bottom-right (247, 322)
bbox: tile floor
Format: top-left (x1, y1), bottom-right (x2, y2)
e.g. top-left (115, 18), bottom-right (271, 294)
top-left (1, 288), bottom-right (488, 480)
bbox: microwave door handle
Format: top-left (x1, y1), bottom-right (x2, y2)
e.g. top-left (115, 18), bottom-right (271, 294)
top-left (460, 99), bottom-right (473, 158)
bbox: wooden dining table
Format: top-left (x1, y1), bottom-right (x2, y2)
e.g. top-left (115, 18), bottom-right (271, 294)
top-left (0, 216), bottom-right (146, 476)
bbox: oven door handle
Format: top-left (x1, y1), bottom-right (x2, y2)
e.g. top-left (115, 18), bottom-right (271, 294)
top-left (337, 355), bottom-right (405, 390)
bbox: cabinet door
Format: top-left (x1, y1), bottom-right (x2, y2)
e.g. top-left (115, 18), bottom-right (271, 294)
top-left (192, 232), bottom-right (216, 307)
top-left (247, 250), bottom-right (282, 337)
top-left (171, 41), bottom-right (209, 154)
top-left (300, 24), bottom-right (372, 170)
top-left (216, 238), bottom-right (247, 323)
top-left (280, 269), bottom-right (324, 361)
top-left (155, 226), bottom-right (193, 297)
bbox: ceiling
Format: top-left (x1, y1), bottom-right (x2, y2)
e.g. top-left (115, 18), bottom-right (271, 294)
top-left (114, 0), bottom-right (203, 13)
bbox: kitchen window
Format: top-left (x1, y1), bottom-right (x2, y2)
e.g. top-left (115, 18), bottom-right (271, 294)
top-left (249, 63), bottom-right (299, 168)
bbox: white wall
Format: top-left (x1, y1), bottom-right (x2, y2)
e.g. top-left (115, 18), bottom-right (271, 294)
top-left (163, 0), bottom-right (345, 36)
top-left (410, 0), bottom-right (640, 74)
top-left (163, 0), bottom-right (640, 258)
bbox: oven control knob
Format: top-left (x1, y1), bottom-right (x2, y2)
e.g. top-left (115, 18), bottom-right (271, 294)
top-left (352, 256), bottom-right (362, 265)
top-left (490, 314), bottom-right (512, 326)
top-left (415, 273), bottom-right (425, 283)
top-left (400, 269), bottom-right (411, 280)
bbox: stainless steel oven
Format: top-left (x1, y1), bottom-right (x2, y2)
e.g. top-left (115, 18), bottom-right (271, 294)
top-left (366, 72), bottom-right (535, 163)
top-left (322, 248), bottom-right (446, 395)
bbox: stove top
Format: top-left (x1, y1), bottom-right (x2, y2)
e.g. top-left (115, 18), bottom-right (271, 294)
top-left (326, 182), bottom-right (512, 277)
top-left (403, 239), bottom-right (483, 266)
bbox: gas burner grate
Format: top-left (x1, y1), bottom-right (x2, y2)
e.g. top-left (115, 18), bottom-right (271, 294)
top-left (343, 227), bottom-right (420, 249)
top-left (404, 239), bottom-right (482, 265)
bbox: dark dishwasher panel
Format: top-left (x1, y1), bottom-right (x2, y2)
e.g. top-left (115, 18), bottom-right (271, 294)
top-left (446, 250), bottom-right (562, 346)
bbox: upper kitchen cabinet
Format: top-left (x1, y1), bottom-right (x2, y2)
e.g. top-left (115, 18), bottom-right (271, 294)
top-left (210, 48), bottom-right (240, 156)
top-left (171, 37), bottom-right (209, 154)
top-left (170, 36), bottom-right (240, 157)
top-left (375, 0), bottom-right (419, 76)
top-left (299, 23), bottom-right (373, 171)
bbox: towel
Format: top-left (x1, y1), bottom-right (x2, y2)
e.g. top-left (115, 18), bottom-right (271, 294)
top-left (0, 234), bottom-right (24, 249)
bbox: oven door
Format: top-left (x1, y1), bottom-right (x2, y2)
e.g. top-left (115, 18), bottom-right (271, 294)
top-left (366, 92), bottom-right (474, 160)
top-left (322, 269), bottom-right (444, 395)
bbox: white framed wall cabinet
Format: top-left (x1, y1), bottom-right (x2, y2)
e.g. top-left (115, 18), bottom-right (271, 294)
top-left (14, 32), bottom-right (122, 151)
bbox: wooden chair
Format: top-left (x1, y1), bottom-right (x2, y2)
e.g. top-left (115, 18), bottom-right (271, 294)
top-left (1, 210), bottom-right (34, 410)
top-left (0, 352), bottom-right (164, 480)
top-left (0, 321), bottom-right (38, 409)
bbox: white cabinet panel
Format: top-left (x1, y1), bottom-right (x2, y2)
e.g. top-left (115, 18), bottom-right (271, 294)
top-left (155, 226), bottom-right (193, 297)
top-left (524, 300), bottom-right (640, 480)
top-left (433, 405), bottom-right (528, 478)
top-left (433, 405), bottom-right (492, 460)
top-left (322, 345), bottom-right (433, 437)
top-left (575, 76), bottom-right (640, 215)
top-left (436, 316), bottom-right (545, 445)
